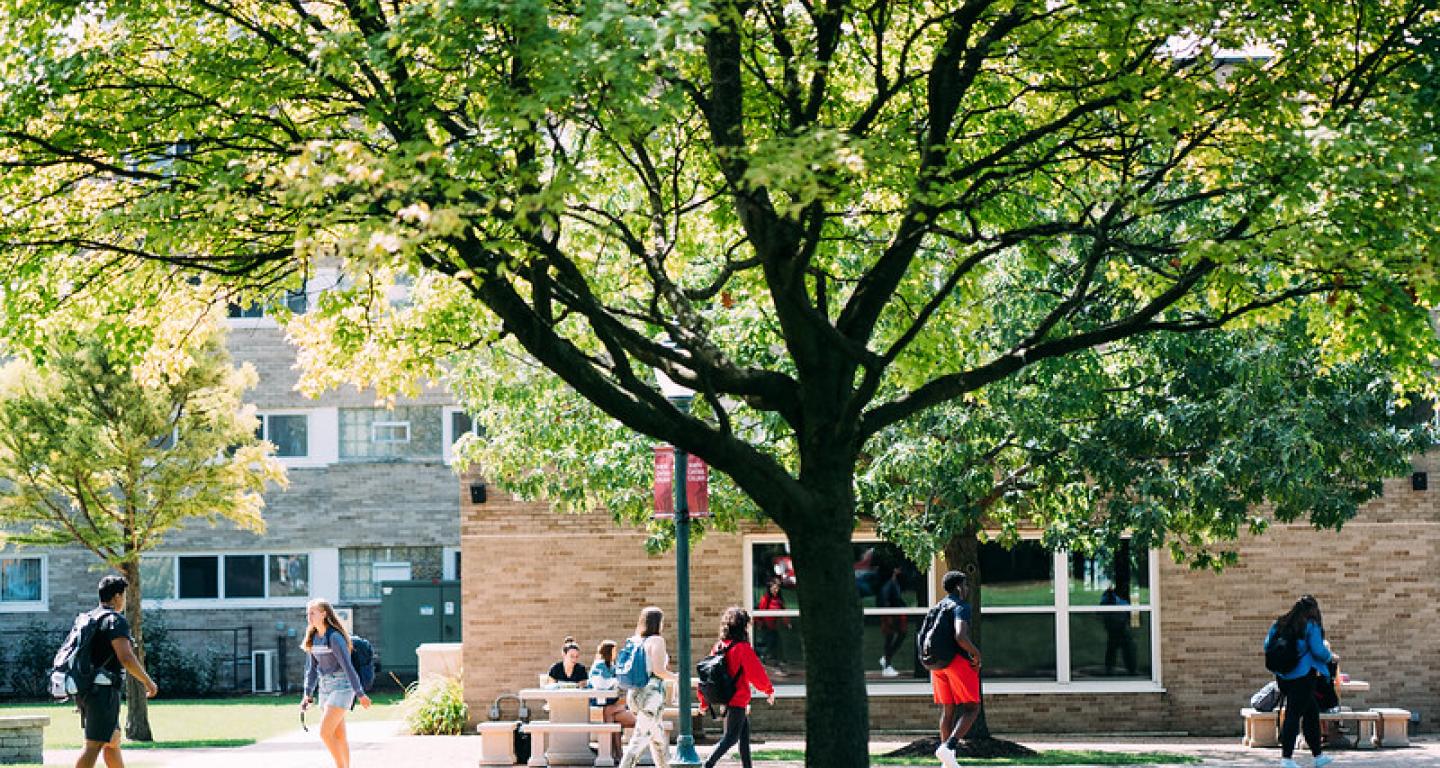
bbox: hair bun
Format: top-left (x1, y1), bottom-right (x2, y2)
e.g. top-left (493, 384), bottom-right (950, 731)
top-left (564, 636), bottom-right (575, 644)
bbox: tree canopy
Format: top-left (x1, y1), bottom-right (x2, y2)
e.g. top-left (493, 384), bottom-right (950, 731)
top-left (1, 1), bottom-right (1437, 763)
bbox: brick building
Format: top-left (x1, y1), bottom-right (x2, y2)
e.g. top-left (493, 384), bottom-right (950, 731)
top-left (461, 460), bottom-right (1439, 736)
top-left (0, 280), bottom-right (467, 693)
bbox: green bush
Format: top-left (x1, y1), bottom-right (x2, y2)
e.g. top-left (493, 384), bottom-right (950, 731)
top-left (140, 612), bottom-right (220, 696)
top-left (401, 675), bottom-right (467, 735)
top-left (7, 624), bottom-right (60, 698)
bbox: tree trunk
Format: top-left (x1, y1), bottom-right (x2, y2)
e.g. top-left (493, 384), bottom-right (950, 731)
top-left (787, 511), bottom-right (869, 768)
top-left (943, 526), bottom-right (991, 740)
top-left (120, 559), bottom-right (153, 742)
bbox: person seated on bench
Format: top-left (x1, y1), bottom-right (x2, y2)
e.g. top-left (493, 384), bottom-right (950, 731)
top-left (1265, 595), bottom-right (1338, 768)
top-left (544, 637), bottom-right (589, 686)
top-left (591, 639), bottom-right (636, 757)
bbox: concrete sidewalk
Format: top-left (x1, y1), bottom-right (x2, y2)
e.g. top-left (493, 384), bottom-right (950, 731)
top-left (43, 725), bottom-right (1440, 767)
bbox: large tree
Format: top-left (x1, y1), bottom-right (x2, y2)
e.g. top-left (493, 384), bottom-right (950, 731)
top-left (0, 306), bottom-right (284, 739)
top-left (1, 2), bottom-right (1438, 763)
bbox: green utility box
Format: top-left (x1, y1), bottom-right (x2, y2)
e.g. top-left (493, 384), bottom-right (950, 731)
top-left (379, 579), bottom-right (462, 679)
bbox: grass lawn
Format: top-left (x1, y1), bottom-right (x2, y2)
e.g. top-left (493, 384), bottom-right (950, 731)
top-left (0, 691), bottom-right (403, 752)
top-left (751, 749), bottom-right (1202, 765)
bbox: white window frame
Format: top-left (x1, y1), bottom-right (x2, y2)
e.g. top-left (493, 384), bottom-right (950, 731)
top-left (371, 420), bottom-right (411, 444)
top-left (0, 554), bottom-right (48, 613)
top-left (442, 546), bottom-right (461, 581)
top-left (257, 411), bottom-right (311, 459)
top-left (745, 535), bottom-right (1164, 698)
top-left (141, 551), bottom-right (312, 610)
top-left (442, 406), bottom-right (478, 464)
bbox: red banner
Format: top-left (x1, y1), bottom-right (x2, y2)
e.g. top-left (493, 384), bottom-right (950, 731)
top-left (654, 446), bottom-right (675, 518)
top-left (653, 446), bottom-right (711, 519)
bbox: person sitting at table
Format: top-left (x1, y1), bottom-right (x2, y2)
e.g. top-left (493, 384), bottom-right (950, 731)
top-left (590, 639), bottom-right (636, 757)
top-left (544, 636), bottom-right (589, 686)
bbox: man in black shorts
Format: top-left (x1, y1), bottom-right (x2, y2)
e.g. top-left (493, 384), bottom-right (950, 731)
top-left (75, 575), bottom-right (158, 768)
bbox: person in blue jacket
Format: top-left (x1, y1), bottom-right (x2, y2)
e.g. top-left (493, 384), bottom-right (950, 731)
top-left (1265, 595), bottom-right (1338, 768)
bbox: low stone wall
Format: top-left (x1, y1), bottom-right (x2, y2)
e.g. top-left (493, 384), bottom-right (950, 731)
top-left (0, 715), bottom-right (48, 765)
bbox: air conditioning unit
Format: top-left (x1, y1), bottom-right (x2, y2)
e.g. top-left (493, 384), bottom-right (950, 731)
top-left (333, 607), bottom-right (354, 635)
top-left (251, 650), bottom-right (278, 693)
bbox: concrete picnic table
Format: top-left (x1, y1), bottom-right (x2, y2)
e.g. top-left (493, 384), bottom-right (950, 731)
top-left (519, 686), bottom-right (620, 766)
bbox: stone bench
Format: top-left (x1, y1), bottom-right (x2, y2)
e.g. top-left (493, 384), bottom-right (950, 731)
top-left (522, 721), bottom-right (624, 767)
top-left (0, 715), bottom-right (49, 765)
top-left (1373, 708), bottom-right (1412, 747)
top-left (1242, 707), bottom-right (1380, 749)
top-left (477, 720), bottom-right (520, 766)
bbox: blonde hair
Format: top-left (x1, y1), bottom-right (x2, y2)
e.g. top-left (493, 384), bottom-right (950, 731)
top-left (301, 598), bottom-right (353, 653)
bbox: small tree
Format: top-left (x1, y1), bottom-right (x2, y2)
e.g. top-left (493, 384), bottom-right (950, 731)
top-left (0, 315), bottom-right (284, 739)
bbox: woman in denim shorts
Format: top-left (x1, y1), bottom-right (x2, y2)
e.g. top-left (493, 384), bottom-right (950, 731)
top-left (302, 599), bottom-right (372, 767)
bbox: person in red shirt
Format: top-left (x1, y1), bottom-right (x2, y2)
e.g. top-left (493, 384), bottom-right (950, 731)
top-left (754, 577), bottom-right (790, 675)
top-left (699, 607), bottom-right (776, 768)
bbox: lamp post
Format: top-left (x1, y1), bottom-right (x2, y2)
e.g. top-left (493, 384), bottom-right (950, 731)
top-left (657, 372), bottom-right (702, 767)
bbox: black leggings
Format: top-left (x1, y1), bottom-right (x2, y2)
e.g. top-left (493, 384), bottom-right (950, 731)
top-left (1277, 673), bottom-right (1322, 759)
top-left (704, 706), bottom-right (752, 768)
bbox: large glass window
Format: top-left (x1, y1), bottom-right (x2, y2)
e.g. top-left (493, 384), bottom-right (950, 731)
top-left (749, 540), bottom-right (930, 684)
top-left (142, 553), bottom-right (310, 601)
top-left (744, 537), bottom-right (1159, 690)
top-left (976, 539), bottom-right (1157, 685)
top-left (0, 557), bottom-right (43, 603)
top-left (340, 407), bottom-right (442, 460)
top-left (257, 414), bottom-right (309, 458)
top-left (340, 546), bottom-right (442, 601)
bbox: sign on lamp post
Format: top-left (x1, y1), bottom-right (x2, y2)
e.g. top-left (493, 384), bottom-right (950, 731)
top-left (653, 446), bottom-right (710, 519)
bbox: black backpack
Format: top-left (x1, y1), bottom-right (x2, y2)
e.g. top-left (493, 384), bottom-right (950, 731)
top-left (916, 598), bottom-right (961, 671)
top-left (695, 642), bottom-right (737, 714)
top-left (1263, 622), bottom-right (1302, 675)
top-left (49, 608), bottom-right (115, 701)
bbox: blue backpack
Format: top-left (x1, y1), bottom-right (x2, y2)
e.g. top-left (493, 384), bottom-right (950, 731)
top-left (350, 635), bottom-right (377, 691)
top-left (614, 636), bottom-right (649, 690)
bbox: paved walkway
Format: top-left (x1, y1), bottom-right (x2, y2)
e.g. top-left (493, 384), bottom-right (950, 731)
top-left (42, 724), bottom-right (1440, 767)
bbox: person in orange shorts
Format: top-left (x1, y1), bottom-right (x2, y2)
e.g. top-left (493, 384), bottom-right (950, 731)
top-left (929, 571), bottom-right (982, 768)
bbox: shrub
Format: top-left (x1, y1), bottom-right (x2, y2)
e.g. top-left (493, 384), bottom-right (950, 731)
top-left (140, 612), bottom-right (219, 696)
top-left (6, 624), bottom-right (60, 698)
top-left (402, 675), bottom-right (468, 735)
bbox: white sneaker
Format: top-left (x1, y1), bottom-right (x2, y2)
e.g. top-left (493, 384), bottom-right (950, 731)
top-left (935, 743), bottom-right (961, 768)
top-left (1314, 755), bottom-right (1334, 768)
top-left (1280, 759), bottom-right (1299, 768)
top-left (882, 665), bottom-right (899, 678)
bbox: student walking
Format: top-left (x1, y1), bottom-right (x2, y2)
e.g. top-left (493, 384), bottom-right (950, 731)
top-left (754, 577), bottom-right (790, 675)
top-left (925, 571), bottom-right (983, 768)
top-left (618, 607), bottom-right (677, 768)
top-left (1265, 595), bottom-right (1337, 768)
top-left (301, 599), bottom-right (372, 768)
top-left (74, 575), bottom-right (159, 768)
top-left (698, 607), bottom-right (775, 768)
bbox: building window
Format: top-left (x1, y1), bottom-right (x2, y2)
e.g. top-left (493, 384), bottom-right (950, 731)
top-left (744, 537), bottom-right (1160, 692)
top-left (340, 546), bottom-right (442, 601)
top-left (979, 539), bottom-right (1156, 685)
top-left (443, 408), bottom-right (482, 464)
top-left (339, 407), bottom-right (441, 460)
top-left (371, 421), bottom-right (411, 444)
top-left (142, 553), bottom-right (310, 602)
top-left (257, 413), bottom-right (308, 458)
top-left (226, 288), bottom-right (308, 319)
top-left (0, 556), bottom-right (44, 605)
top-left (748, 539), bottom-right (931, 683)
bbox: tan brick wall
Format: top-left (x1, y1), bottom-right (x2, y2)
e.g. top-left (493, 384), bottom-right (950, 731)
top-left (463, 474), bottom-right (1440, 735)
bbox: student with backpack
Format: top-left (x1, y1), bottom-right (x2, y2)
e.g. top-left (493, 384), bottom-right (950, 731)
top-left (1264, 595), bottom-right (1338, 768)
top-left (70, 575), bottom-right (159, 768)
top-left (919, 570), bottom-right (982, 768)
top-left (301, 599), bottom-right (372, 768)
top-left (697, 607), bottom-right (775, 768)
top-left (616, 606), bottom-right (677, 768)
